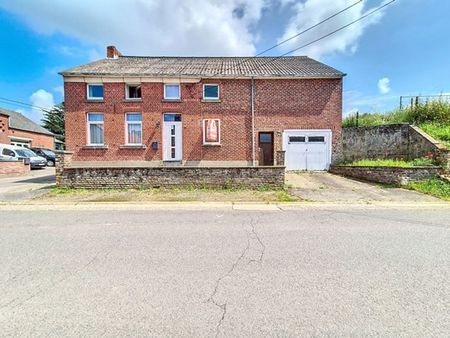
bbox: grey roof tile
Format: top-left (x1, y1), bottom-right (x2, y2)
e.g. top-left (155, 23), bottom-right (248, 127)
top-left (60, 56), bottom-right (344, 78)
top-left (0, 108), bottom-right (54, 136)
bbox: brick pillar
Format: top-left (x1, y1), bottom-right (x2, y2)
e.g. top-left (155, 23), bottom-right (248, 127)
top-left (55, 151), bottom-right (73, 187)
top-left (276, 151), bottom-right (285, 166)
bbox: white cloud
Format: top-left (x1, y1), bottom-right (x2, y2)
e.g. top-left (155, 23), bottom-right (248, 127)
top-left (29, 89), bottom-right (55, 122)
top-left (276, 0), bottom-right (391, 59)
top-left (0, 0), bottom-right (271, 57)
top-left (378, 77), bottom-right (391, 94)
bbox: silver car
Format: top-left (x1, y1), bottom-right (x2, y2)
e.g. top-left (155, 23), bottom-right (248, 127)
top-left (0, 144), bottom-right (47, 169)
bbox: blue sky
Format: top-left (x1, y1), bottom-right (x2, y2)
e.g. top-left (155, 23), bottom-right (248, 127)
top-left (0, 0), bottom-right (449, 123)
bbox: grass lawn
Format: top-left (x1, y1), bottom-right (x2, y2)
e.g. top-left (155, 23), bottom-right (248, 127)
top-left (344, 158), bottom-right (436, 167)
top-left (419, 122), bottom-right (450, 149)
top-left (407, 178), bottom-right (450, 201)
top-left (40, 186), bottom-right (300, 203)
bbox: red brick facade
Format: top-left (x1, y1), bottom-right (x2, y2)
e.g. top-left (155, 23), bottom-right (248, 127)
top-left (64, 78), bottom-right (342, 163)
top-left (0, 113), bottom-right (54, 148)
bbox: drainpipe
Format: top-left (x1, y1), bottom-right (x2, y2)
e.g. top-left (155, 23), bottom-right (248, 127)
top-left (251, 77), bottom-right (256, 166)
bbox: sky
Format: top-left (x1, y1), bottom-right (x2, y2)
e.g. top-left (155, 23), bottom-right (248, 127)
top-left (0, 0), bottom-right (449, 123)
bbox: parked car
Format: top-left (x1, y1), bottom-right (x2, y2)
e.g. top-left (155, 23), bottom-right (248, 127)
top-left (31, 147), bottom-right (56, 166)
top-left (0, 144), bottom-right (47, 169)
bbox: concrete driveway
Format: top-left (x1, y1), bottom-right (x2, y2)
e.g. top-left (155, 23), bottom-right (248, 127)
top-left (0, 167), bottom-right (55, 202)
top-left (286, 172), bottom-right (442, 204)
top-left (0, 206), bottom-right (449, 336)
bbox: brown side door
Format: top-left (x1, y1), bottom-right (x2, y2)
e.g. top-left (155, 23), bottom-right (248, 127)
top-left (258, 132), bottom-right (274, 165)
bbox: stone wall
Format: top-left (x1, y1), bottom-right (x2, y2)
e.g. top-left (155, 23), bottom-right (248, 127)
top-left (330, 164), bottom-right (443, 186)
top-left (333, 124), bottom-right (448, 166)
top-left (56, 152), bottom-right (285, 189)
top-left (0, 160), bottom-right (31, 176)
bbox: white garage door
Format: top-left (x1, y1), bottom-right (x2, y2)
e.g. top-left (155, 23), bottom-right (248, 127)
top-left (283, 130), bottom-right (332, 171)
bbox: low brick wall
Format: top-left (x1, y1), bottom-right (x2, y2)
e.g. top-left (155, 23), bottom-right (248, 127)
top-left (0, 160), bottom-right (30, 176)
top-left (56, 151), bottom-right (284, 189)
top-left (330, 164), bottom-right (443, 186)
top-left (57, 166), bottom-right (285, 189)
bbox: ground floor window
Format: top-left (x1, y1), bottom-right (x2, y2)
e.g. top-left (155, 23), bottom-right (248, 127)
top-left (203, 119), bottom-right (221, 145)
top-left (87, 113), bottom-right (104, 145)
top-left (125, 113), bottom-right (142, 144)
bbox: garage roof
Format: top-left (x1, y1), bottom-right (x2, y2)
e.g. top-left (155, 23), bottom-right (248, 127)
top-left (60, 56), bottom-right (345, 79)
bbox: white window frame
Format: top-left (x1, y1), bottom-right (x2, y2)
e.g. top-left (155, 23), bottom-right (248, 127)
top-left (125, 84), bottom-right (142, 100)
top-left (125, 112), bottom-right (143, 145)
top-left (86, 84), bottom-right (104, 100)
top-left (164, 84), bottom-right (181, 100)
top-left (203, 84), bottom-right (220, 100)
top-left (87, 112), bottom-right (104, 146)
top-left (202, 119), bottom-right (221, 145)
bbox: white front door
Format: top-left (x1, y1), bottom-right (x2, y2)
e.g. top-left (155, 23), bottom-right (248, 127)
top-left (163, 113), bottom-right (182, 161)
top-left (283, 130), bottom-right (332, 171)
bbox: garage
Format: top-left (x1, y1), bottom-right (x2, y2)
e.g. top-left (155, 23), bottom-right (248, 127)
top-left (282, 130), bottom-right (332, 171)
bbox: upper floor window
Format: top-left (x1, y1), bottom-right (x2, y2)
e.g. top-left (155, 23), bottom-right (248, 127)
top-left (87, 113), bottom-right (104, 145)
top-left (203, 84), bottom-right (219, 100)
top-left (164, 84), bottom-right (180, 100)
top-left (125, 113), bottom-right (142, 145)
top-left (87, 84), bottom-right (104, 100)
top-left (126, 84), bottom-right (142, 100)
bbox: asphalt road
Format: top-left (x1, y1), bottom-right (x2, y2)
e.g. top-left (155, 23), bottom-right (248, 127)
top-left (1, 206), bottom-right (449, 337)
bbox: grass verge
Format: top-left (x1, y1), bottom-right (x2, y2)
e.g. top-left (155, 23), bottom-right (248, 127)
top-left (343, 158), bottom-right (436, 167)
top-left (407, 178), bottom-right (450, 201)
top-left (42, 186), bottom-right (300, 203)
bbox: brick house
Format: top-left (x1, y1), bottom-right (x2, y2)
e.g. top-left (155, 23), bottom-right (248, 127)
top-left (0, 108), bottom-right (55, 149)
top-left (60, 46), bottom-right (344, 171)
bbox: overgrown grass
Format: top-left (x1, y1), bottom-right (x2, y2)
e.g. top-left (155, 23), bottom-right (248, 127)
top-left (407, 178), bottom-right (450, 201)
top-left (342, 100), bottom-right (450, 148)
top-left (344, 158), bottom-right (436, 167)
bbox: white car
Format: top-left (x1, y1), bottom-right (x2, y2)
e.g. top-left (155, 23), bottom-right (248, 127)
top-left (0, 144), bottom-right (47, 169)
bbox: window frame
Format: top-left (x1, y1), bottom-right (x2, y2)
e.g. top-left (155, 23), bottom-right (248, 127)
top-left (125, 84), bottom-right (142, 100)
top-left (163, 84), bottom-right (181, 100)
top-left (125, 112), bottom-right (143, 145)
top-left (203, 84), bottom-right (220, 100)
top-left (202, 119), bottom-right (221, 145)
top-left (86, 84), bottom-right (104, 100)
top-left (86, 112), bottom-right (104, 146)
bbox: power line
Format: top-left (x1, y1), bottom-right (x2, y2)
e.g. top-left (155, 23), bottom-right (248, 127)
top-left (0, 96), bottom-right (53, 112)
top-left (245, 0), bottom-right (396, 76)
top-left (212, 0), bottom-right (363, 77)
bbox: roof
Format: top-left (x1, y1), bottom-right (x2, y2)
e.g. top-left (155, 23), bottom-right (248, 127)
top-left (0, 108), bottom-right (54, 136)
top-left (60, 56), bottom-right (345, 78)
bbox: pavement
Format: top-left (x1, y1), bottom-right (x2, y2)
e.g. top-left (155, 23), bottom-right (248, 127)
top-left (1, 206), bottom-right (449, 336)
top-left (0, 167), bottom-right (55, 201)
top-left (286, 172), bottom-right (442, 203)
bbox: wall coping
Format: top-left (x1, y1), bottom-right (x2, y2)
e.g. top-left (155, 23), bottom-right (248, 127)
top-left (65, 165), bottom-right (286, 170)
top-left (409, 125), bottom-right (448, 152)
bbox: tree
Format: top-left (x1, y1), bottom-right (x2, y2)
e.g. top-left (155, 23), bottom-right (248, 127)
top-left (42, 103), bottom-right (65, 143)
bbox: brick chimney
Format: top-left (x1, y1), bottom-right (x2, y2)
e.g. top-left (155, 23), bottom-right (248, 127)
top-left (106, 46), bottom-right (122, 59)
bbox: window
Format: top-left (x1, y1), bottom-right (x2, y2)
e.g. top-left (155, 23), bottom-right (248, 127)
top-left (163, 113), bottom-right (182, 122)
top-left (87, 113), bottom-right (104, 145)
top-left (259, 133), bottom-right (273, 143)
top-left (126, 84), bottom-right (142, 100)
top-left (164, 84), bottom-right (180, 100)
top-left (125, 113), bottom-right (142, 145)
top-left (308, 136), bottom-right (325, 142)
top-left (203, 84), bottom-right (219, 100)
top-left (2, 148), bottom-right (15, 157)
top-left (203, 119), bottom-right (221, 145)
top-left (87, 84), bottom-right (104, 100)
top-left (289, 136), bottom-right (306, 143)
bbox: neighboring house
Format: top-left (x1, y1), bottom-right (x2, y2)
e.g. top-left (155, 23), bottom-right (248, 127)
top-left (60, 46), bottom-right (344, 171)
top-left (0, 108), bottom-right (55, 149)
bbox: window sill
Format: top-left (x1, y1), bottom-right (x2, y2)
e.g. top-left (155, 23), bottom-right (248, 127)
top-left (161, 99), bottom-right (182, 103)
top-left (201, 99), bottom-right (221, 103)
top-left (85, 99), bottom-right (104, 103)
top-left (203, 143), bottom-right (221, 146)
top-left (119, 144), bottom-right (147, 149)
top-left (81, 145), bottom-right (108, 150)
top-left (123, 98), bottom-right (143, 102)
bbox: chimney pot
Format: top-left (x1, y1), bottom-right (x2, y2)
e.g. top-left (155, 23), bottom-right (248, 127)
top-left (106, 46), bottom-right (122, 59)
